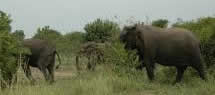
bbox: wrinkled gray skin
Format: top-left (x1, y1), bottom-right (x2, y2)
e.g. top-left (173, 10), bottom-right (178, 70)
top-left (120, 24), bottom-right (207, 84)
top-left (22, 39), bottom-right (61, 84)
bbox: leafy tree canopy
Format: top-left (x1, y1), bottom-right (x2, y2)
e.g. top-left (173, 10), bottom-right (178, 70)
top-left (152, 19), bottom-right (169, 28)
top-left (33, 26), bottom-right (62, 42)
top-left (0, 11), bottom-right (12, 33)
top-left (12, 30), bottom-right (25, 41)
top-left (84, 18), bottom-right (120, 43)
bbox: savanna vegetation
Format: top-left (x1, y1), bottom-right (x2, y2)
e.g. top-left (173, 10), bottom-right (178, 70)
top-left (0, 10), bottom-right (215, 95)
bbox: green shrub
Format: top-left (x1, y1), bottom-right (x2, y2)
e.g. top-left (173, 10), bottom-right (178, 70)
top-left (84, 18), bottom-right (120, 43)
top-left (60, 32), bottom-right (85, 54)
top-left (0, 11), bottom-right (24, 88)
top-left (152, 19), bottom-right (169, 28)
top-left (103, 40), bottom-right (140, 77)
top-left (12, 30), bottom-right (25, 41)
top-left (33, 26), bottom-right (62, 43)
top-left (0, 34), bottom-right (19, 87)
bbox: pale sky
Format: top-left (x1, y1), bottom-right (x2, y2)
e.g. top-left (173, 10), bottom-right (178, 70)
top-left (1, 0), bottom-right (215, 38)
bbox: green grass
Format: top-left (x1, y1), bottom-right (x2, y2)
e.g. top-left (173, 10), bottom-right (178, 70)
top-left (0, 64), bottom-right (215, 95)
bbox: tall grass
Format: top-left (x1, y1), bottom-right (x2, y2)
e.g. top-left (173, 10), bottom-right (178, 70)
top-left (0, 63), bottom-right (215, 95)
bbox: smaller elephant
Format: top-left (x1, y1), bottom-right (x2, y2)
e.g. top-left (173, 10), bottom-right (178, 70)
top-left (75, 42), bottom-right (105, 71)
top-left (21, 39), bottom-right (61, 84)
top-left (120, 24), bottom-right (207, 84)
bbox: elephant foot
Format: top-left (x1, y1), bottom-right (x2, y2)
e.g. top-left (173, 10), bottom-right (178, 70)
top-left (30, 81), bottom-right (36, 85)
top-left (172, 79), bottom-right (183, 85)
top-left (48, 80), bottom-right (55, 85)
top-left (172, 81), bottom-right (177, 85)
top-left (135, 65), bottom-right (144, 70)
top-left (29, 79), bottom-right (36, 85)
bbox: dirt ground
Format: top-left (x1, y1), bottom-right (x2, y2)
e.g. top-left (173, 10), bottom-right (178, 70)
top-left (16, 65), bottom-right (77, 82)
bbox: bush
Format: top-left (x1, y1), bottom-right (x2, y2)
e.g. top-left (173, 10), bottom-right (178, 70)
top-left (0, 11), bottom-right (25, 88)
top-left (103, 39), bottom-right (140, 77)
top-left (152, 19), bottom-right (169, 28)
top-left (12, 30), bottom-right (25, 41)
top-left (0, 11), bottom-right (28, 88)
top-left (33, 26), bottom-right (62, 43)
top-left (84, 18), bottom-right (120, 43)
top-left (0, 34), bottom-right (19, 88)
top-left (60, 32), bottom-right (85, 54)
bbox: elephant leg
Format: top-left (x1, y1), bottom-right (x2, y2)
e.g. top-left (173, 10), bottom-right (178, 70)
top-left (136, 54), bottom-right (146, 70)
top-left (174, 66), bottom-right (187, 84)
top-left (47, 56), bottom-right (55, 83)
top-left (87, 57), bottom-right (92, 70)
top-left (47, 65), bottom-right (55, 83)
top-left (75, 55), bottom-right (81, 71)
top-left (39, 66), bottom-right (49, 81)
top-left (22, 64), bottom-right (35, 83)
top-left (91, 56), bottom-right (97, 71)
top-left (145, 60), bottom-right (155, 81)
top-left (87, 62), bottom-right (92, 70)
top-left (191, 63), bottom-right (206, 81)
top-left (135, 61), bottom-right (145, 70)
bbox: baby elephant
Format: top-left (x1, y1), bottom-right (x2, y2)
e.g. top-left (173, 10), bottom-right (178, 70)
top-left (120, 24), bottom-right (207, 84)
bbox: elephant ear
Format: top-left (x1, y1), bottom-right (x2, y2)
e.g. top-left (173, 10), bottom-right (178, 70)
top-left (121, 24), bottom-right (137, 42)
top-left (119, 31), bottom-right (127, 42)
top-left (134, 25), bottom-right (145, 50)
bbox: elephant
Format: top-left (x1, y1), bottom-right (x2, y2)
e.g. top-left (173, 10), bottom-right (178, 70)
top-left (75, 42), bottom-right (105, 71)
top-left (21, 39), bottom-right (61, 84)
top-left (120, 24), bottom-right (207, 83)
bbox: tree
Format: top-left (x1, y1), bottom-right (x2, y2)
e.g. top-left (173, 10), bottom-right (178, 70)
top-left (12, 30), bottom-right (25, 41)
top-left (0, 11), bottom-right (21, 88)
top-left (152, 19), bottom-right (169, 28)
top-left (64, 32), bottom-right (85, 42)
top-left (84, 18), bottom-right (120, 43)
top-left (0, 11), bottom-right (12, 33)
top-left (33, 26), bottom-right (62, 42)
top-left (59, 32), bottom-right (85, 54)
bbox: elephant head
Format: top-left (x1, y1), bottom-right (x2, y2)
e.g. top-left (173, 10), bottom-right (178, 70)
top-left (120, 24), bottom-right (141, 50)
top-left (120, 24), bottom-right (146, 70)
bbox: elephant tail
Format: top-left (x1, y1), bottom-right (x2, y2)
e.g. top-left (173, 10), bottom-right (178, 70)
top-left (55, 51), bottom-right (62, 69)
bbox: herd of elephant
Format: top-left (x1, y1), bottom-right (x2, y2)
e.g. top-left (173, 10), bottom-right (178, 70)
top-left (19, 23), bottom-right (207, 85)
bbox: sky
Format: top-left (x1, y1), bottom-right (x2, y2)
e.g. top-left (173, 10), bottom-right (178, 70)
top-left (1, 0), bottom-right (215, 38)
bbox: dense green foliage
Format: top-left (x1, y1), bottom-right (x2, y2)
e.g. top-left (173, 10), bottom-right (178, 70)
top-left (152, 19), bottom-right (169, 28)
top-left (60, 32), bottom-right (85, 54)
top-left (84, 18), bottom-right (120, 43)
top-left (102, 31), bottom-right (139, 76)
top-left (0, 11), bottom-right (12, 32)
top-left (0, 11), bottom-right (21, 88)
top-left (33, 26), bottom-right (62, 42)
top-left (12, 30), bottom-right (25, 41)
top-left (32, 26), bottom-right (85, 55)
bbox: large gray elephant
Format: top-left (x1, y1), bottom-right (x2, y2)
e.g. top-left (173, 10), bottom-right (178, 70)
top-left (21, 39), bottom-right (61, 84)
top-left (120, 24), bottom-right (207, 83)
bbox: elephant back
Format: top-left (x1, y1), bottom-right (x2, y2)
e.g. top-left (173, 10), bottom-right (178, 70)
top-left (22, 39), bottom-right (56, 54)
